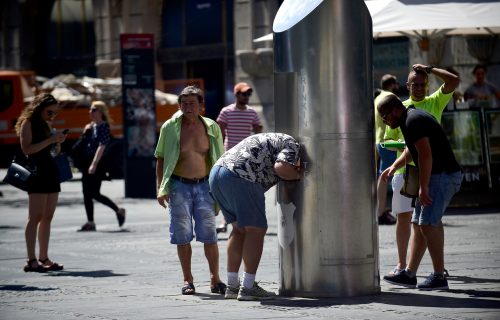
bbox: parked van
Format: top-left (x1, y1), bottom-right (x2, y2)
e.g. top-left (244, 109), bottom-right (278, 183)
top-left (0, 70), bottom-right (201, 169)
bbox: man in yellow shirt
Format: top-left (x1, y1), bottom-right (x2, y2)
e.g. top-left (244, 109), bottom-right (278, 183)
top-left (375, 74), bottom-right (399, 225)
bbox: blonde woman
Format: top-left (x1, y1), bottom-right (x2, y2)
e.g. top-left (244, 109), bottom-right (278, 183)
top-left (16, 93), bottom-right (67, 272)
top-left (78, 101), bottom-right (125, 231)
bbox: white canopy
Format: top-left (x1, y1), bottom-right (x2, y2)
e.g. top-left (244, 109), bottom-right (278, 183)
top-left (254, 0), bottom-right (500, 42)
top-left (367, 0), bottom-right (500, 38)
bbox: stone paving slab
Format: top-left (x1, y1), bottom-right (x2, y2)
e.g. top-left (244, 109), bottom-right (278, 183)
top-left (1, 177), bottom-right (499, 319)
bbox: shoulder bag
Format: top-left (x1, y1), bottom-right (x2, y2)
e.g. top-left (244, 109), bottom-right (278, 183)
top-left (400, 164), bottom-right (419, 198)
top-left (70, 129), bottom-right (91, 170)
top-left (3, 157), bottom-right (37, 192)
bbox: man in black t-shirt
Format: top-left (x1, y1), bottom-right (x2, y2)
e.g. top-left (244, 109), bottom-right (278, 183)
top-left (378, 95), bottom-right (463, 291)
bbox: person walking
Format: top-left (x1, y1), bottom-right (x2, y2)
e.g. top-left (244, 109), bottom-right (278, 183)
top-left (209, 133), bottom-right (303, 301)
top-left (215, 82), bottom-right (263, 233)
top-left (155, 86), bottom-right (226, 295)
top-left (15, 93), bottom-right (67, 272)
top-left (77, 101), bottom-right (125, 231)
top-left (379, 95), bottom-right (463, 290)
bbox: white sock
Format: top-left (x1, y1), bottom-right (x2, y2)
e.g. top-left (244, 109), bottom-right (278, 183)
top-left (227, 272), bottom-right (239, 287)
top-left (242, 272), bottom-right (256, 289)
top-left (405, 268), bottom-right (416, 278)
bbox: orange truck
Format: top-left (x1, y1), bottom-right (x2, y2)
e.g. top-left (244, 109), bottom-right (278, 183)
top-left (0, 70), bottom-right (201, 168)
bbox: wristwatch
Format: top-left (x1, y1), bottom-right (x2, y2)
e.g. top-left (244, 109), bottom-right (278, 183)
top-left (425, 65), bottom-right (434, 74)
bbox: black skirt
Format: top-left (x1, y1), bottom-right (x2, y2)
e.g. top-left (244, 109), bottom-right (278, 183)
top-left (28, 155), bottom-right (61, 194)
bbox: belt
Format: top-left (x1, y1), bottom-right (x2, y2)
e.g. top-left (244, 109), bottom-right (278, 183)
top-left (170, 174), bottom-right (209, 184)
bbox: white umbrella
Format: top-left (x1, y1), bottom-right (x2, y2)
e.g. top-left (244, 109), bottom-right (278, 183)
top-left (367, 0), bottom-right (500, 39)
top-left (254, 0), bottom-right (500, 42)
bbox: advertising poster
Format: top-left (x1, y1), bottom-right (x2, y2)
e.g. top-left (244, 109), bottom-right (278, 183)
top-left (121, 34), bottom-right (156, 198)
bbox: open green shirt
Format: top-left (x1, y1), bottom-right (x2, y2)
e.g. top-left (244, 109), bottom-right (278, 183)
top-left (384, 84), bottom-right (453, 174)
top-left (154, 113), bottom-right (224, 196)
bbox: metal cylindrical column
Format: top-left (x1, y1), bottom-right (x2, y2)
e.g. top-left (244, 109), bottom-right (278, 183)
top-left (274, 0), bottom-right (379, 297)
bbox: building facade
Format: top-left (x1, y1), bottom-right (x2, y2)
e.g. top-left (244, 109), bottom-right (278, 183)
top-left (2, 1), bottom-right (500, 199)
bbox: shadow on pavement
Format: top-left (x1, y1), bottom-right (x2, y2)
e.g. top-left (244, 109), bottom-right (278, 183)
top-left (261, 290), bottom-right (500, 309)
top-left (376, 291), bottom-right (500, 309)
top-left (99, 229), bottom-right (131, 233)
top-left (45, 270), bottom-right (128, 278)
top-left (0, 284), bottom-right (58, 292)
top-left (0, 225), bottom-right (21, 230)
top-left (447, 289), bottom-right (500, 299)
top-left (448, 275), bottom-right (500, 285)
top-left (0, 198), bottom-right (84, 207)
top-left (196, 293), bottom-right (227, 300)
top-left (447, 207), bottom-right (500, 215)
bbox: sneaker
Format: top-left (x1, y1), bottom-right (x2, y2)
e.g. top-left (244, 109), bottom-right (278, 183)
top-left (78, 222), bottom-right (96, 232)
top-left (224, 285), bottom-right (240, 299)
top-left (237, 282), bottom-right (276, 301)
top-left (417, 273), bottom-right (449, 290)
top-left (378, 210), bottom-right (396, 225)
top-left (383, 270), bottom-right (417, 288)
top-left (116, 208), bottom-right (126, 227)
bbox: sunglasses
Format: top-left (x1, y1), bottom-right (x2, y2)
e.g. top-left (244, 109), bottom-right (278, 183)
top-left (239, 91), bottom-right (252, 97)
top-left (46, 109), bottom-right (58, 117)
top-left (90, 108), bottom-right (99, 113)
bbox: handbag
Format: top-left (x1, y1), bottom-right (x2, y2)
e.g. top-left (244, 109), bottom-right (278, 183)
top-left (70, 135), bottom-right (87, 170)
top-left (400, 164), bottom-right (419, 198)
top-left (2, 160), bottom-right (36, 192)
top-left (54, 153), bottom-right (73, 182)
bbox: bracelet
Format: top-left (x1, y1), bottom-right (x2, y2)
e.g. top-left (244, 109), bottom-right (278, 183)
top-left (425, 66), bottom-right (434, 74)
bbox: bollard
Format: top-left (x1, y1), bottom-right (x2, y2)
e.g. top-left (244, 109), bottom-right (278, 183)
top-left (274, 0), bottom-right (379, 297)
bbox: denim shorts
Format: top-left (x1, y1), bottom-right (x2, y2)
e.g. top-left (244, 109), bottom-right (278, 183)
top-left (209, 166), bottom-right (267, 229)
top-left (377, 143), bottom-right (397, 176)
top-left (412, 171), bottom-right (463, 226)
top-left (168, 179), bottom-right (217, 245)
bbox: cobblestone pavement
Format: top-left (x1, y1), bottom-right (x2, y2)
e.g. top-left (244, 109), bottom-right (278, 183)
top-left (1, 177), bottom-right (499, 319)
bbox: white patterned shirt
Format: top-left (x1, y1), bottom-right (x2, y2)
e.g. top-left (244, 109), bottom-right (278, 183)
top-left (215, 133), bottom-right (300, 191)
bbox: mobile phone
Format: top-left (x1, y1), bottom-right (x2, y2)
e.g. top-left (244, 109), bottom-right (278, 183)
top-left (62, 129), bottom-right (69, 134)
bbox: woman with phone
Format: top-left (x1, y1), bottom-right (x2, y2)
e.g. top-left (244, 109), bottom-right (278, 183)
top-left (77, 101), bottom-right (126, 231)
top-left (15, 93), bottom-right (67, 272)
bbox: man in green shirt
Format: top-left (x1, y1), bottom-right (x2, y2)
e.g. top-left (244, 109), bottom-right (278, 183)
top-left (155, 86), bottom-right (226, 296)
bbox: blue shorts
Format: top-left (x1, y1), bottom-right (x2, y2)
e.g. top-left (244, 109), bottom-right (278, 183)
top-left (209, 166), bottom-right (268, 229)
top-left (412, 171), bottom-right (463, 226)
top-left (377, 143), bottom-right (397, 176)
top-left (168, 179), bottom-right (217, 245)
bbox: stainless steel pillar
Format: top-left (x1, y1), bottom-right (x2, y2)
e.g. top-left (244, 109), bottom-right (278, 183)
top-left (274, 0), bottom-right (379, 297)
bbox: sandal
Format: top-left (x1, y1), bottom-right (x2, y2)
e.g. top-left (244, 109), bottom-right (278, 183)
top-left (216, 223), bottom-right (227, 233)
top-left (116, 208), bottom-right (126, 227)
top-left (181, 282), bottom-right (195, 295)
top-left (23, 259), bottom-right (47, 273)
top-left (210, 282), bottom-right (227, 294)
top-left (39, 258), bottom-right (64, 271)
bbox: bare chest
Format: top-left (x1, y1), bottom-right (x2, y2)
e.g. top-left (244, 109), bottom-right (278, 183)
top-left (179, 123), bottom-right (210, 155)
